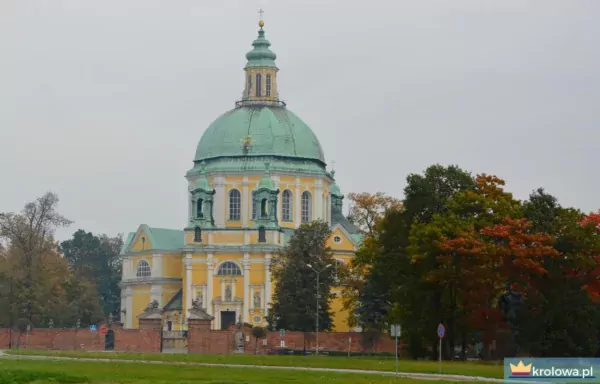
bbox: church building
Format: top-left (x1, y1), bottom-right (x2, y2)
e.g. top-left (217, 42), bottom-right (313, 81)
top-left (119, 19), bottom-right (361, 331)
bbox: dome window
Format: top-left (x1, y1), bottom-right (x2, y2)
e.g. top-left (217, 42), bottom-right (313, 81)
top-left (266, 74), bottom-right (271, 97)
top-left (282, 190), bottom-right (292, 221)
top-left (256, 73), bottom-right (262, 96)
top-left (247, 75), bottom-right (252, 97)
top-left (229, 189), bottom-right (241, 221)
top-left (194, 227), bottom-right (202, 242)
top-left (258, 226), bottom-right (266, 243)
top-left (301, 191), bottom-right (312, 223)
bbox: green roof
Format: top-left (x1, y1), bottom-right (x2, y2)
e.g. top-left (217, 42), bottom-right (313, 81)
top-left (245, 28), bottom-right (277, 69)
top-left (194, 106), bottom-right (325, 165)
top-left (122, 225), bottom-right (185, 253)
top-left (163, 289), bottom-right (183, 311)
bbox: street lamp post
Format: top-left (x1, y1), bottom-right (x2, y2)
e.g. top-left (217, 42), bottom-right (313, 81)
top-left (307, 263), bottom-right (332, 356)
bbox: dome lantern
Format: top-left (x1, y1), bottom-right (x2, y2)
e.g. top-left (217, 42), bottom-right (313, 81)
top-left (240, 15), bottom-right (281, 107)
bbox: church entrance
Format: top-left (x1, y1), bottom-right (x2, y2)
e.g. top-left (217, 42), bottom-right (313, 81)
top-left (221, 311), bottom-right (236, 330)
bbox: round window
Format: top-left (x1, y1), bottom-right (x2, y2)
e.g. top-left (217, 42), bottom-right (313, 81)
top-left (253, 315), bottom-right (262, 323)
top-left (333, 236), bottom-right (342, 243)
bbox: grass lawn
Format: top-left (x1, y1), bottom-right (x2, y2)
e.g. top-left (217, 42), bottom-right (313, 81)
top-left (7, 350), bottom-right (503, 379)
top-left (0, 359), bottom-right (493, 383)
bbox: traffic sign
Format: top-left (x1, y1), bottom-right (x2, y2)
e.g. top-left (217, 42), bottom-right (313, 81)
top-left (100, 325), bottom-right (108, 335)
top-left (390, 324), bottom-right (401, 337)
top-left (89, 325), bottom-right (97, 332)
top-left (437, 323), bottom-right (445, 339)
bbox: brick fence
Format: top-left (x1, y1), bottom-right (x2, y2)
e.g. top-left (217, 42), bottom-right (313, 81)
top-left (189, 318), bottom-right (399, 354)
top-left (0, 318), bottom-right (162, 353)
top-left (0, 318), bottom-right (398, 355)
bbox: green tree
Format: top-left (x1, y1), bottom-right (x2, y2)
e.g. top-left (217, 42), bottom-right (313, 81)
top-left (0, 193), bottom-right (103, 330)
top-left (60, 230), bottom-right (123, 317)
top-left (518, 190), bottom-right (600, 356)
top-left (267, 221), bottom-right (335, 336)
top-left (362, 165), bottom-right (475, 358)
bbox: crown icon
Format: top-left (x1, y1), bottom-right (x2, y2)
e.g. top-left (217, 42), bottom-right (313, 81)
top-left (510, 361), bottom-right (532, 376)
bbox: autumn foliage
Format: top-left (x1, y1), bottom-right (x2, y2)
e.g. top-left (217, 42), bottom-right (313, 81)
top-left (352, 164), bottom-right (600, 358)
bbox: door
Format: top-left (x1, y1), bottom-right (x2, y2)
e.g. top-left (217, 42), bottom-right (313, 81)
top-left (221, 311), bottom-right (236, 330)
top-left (105, 330), bottom-right (115, 351)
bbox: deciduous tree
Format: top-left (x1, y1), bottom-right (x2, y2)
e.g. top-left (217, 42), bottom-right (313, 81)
top-left (267, 221), bottom-right (336, 336)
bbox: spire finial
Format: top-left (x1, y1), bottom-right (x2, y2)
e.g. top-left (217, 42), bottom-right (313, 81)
top-left (264, 162), bottom-right (271, 173)
top-left (200, 161), bottom-right (206, 173)
top-left (258, 8), bottom-right (265, 29)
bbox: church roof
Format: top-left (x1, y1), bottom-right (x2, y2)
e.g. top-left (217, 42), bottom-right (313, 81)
top-left (163, 289), bottom-right (183, 311)
top-left (331, 207), bottom-right (363, 243)
top-left (121, 225), bottom-right (185, 253)
top-left (194, 106), bottom-right (325, 165)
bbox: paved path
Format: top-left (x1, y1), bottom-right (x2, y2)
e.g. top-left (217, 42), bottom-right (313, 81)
top-left (0, 351), bottom-right (549, 383)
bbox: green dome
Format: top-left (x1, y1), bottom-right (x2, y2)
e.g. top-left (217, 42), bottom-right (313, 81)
top-left (194, 106), bottom-right (325, 165)
top-left (257, 163), bottom-right (277, 190)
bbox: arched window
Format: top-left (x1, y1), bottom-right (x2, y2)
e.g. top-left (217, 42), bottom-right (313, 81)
top-left (194, 227), bottom-right (202, 242)
top-left (136, 260), bottom-right (151, 277)
top-left (258, 226), bottom-right (266, 243)
top-left (196, 198), bottom-right (203, 218)
top-left (282, 190), bottom-right (292, 221)
top-left (247, 75), bottom-right (252, 97)
top-left (256, 73), bottom-right (262, 97)
top-left (301, 191), bottom-right (312, 223)
top-left (266, 74), bottom-right (271, 97)
top-left (229, 189), bottom-right (241, 220)
top-left (260, 198), bottom-right (268, 218)
top-left (217, 261), bottom-right (242, 276)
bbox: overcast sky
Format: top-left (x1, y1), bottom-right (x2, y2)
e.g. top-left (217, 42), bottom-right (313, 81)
top-left (1, 0), bottom-right (598, 241)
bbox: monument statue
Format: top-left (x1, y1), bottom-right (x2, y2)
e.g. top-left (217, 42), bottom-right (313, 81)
top-left (146, 300), bottom-right (159, 310)
top-left (253, 292), bottom-right (261, 309)
top-left (225, 285), bottom-right (232, 302)
top-left (234, 315), bottom-right (245, 354)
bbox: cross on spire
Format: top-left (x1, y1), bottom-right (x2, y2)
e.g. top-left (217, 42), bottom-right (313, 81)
top-left (330, 160), bottom-right (336, 172)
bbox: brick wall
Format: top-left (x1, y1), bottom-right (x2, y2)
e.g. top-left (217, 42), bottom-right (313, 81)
top-left (186, 321), bottom-right (399, 355)
top-left (261, 331), bottom-right (397, 354)
top-left (0, 322), bottom-right (161, 353)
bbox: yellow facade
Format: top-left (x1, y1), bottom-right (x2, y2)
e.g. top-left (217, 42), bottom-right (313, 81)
top-left (119, 22), bottom-right (363, 333)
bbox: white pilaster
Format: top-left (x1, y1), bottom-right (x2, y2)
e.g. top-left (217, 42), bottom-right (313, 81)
top-left (150, 285), bottom-right (162, 306)
top-left (185, 253), bottom-right (192, 317)
top-left (243, 254), bottom-right (250, 323)
top-left (124, 287), bottom-right (133, 328)
top-left (294, 178), bottom-right (301, 227)
top-left (206, 254), bottom-right (214, 319)
top-left (315, 179), bottom-right (323, 220)
top-left (265, 254), bottom-right (272, 318)
top-left (213, 177), bottom-right (226, 226)
top-left (151, 253), bottom-right (163, 277)
top-left (122, 257), bottom-right (130, 278)
top-left (242, 177), bottom-right (249, 227)
top-left (187, 183), bottom-right (193, 222)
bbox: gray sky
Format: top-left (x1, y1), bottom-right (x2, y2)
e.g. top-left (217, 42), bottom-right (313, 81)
top-left (1, 0), bottom-right (599, 241)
